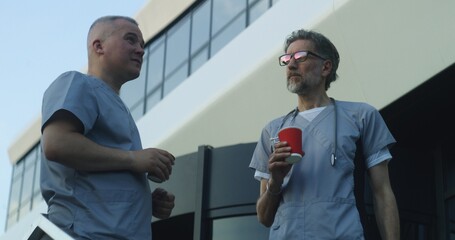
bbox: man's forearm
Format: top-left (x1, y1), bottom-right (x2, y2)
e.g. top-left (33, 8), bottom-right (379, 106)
top-left (256, 179), bottom-right (281, 227)
top-left (374, 191), bottom-right (400, 239)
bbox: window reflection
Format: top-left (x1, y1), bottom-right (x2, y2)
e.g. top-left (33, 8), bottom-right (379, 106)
top-left (212, 215), bottom-right (269, 240)
top-left (248, 0), bottom-right (268, 24)
top-left (9, 161), bottom-right (23, 215)
top-left (191, 48), bottom-right (209, 74)
top-left (164, 65), bottom-right (188, 97)
top-left (147, 36), bottom-right (165, 96)
top-left (191, 1), bottom-right (211, 55)
top-left (212, 0), bottom-right (246, 36)
top-left (211, 15), bottom-right (245, 56)
top-left (164, 16), bottom-right (190, 80)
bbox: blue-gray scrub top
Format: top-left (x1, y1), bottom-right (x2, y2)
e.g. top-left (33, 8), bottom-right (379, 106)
top-left (249, 100), bottom-right (396, 240)
top-left (40, 71), bottom-right (152, 240)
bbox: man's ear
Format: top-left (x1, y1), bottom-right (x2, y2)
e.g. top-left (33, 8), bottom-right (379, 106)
top-left (93, 40), bottom-right (103, 54)
top-left (321, 60), bottom-right (332, 78)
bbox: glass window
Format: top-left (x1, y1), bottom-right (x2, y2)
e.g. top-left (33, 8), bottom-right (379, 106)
top-left (212, 215), bottom-right (269, 240)
top-left (19, 198), bottom-right (31, 218)
top-left (212, 0), bottom-right (246, 35)
top-left (129, 102), bottom-right (145, 121)
top-left (6, 211), bottom-right (18, 230)
top-left (448, 196), bottom-right (455, 238)
top-left (164, 16), bottom-right (190, 79)
top-left (191, 1), bottom-right (211, 55)
top-left (21, 161), bottom-right (34, 205)
top-left (32, 170), bottom-right (42, 209)
top-left (163, 64), bottom-right (188, 97)
top-left (24, 148), bottom-right (37, 169)
top-left (146, 89), bottom-right (162, 111)
top-left (21, 149), bottom-right (37, 205)
top-left (248, 0), bottom-right (268, 24)
top-left (211, 14), bottom-right (246, 56)
top-left (33, 191), bottom-right (43, 204)
top-left (13, 158), bottom-right (24, 179)
top-left (33, 147), bottom-right (42, 197)
top-left (446, 147), bottom-right (455, 191)
top-left (191, 47), bottom-right (209, 74)
top-left (9, 161), bottom-right (24, 214)
top-left (147, 36), bottom-right (165, 96)
top-left (164, 16), bottom-right (191, 95)
top-left (120, 63), bottom-right (147, 111)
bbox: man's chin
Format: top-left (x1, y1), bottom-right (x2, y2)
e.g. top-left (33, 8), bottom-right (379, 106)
top-left (287, 83), bottom-right (298, 93)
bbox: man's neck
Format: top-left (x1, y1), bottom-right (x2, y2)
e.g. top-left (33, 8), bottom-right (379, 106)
top-left (297, 94), bottom-right (331, 111)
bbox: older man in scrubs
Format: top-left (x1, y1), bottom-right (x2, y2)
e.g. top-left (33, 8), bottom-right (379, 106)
top-left (250, 29), bottom-right (400, 239)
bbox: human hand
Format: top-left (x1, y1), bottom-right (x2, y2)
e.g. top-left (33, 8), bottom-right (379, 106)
top-left (268, 141), bottom-right (292, 185)
top-left (130, 148), bottom-right (175, 182)
top-left (152, 188), bottom-right (175, 219)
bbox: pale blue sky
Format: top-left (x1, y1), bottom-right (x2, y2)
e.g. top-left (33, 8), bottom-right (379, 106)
top-left (0, 0), bottom-right (147, 233)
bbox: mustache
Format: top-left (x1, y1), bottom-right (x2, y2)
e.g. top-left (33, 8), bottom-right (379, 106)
top-left (287, 72), bottom-right (302, 79)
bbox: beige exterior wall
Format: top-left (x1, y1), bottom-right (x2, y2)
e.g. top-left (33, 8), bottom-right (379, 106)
top-left (7, 118), bottom-right (41, 164)
top-left (135, 0), bottom-right (196, 43)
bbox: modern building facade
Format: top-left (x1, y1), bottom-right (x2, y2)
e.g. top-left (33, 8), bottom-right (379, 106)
top-left (3, 0), bottom-right (455, 239)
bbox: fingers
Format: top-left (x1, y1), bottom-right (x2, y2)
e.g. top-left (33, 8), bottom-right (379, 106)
top-left (270, 141), bottom-right (291, 163)
top-left (152, 189), bottom-right (175, 219)
top-left (268, 142), bottom-right (292, 182)
top-left (133, 148), bottom-right (176, 182)
top-left (154, 150), bottom-right (174, 181)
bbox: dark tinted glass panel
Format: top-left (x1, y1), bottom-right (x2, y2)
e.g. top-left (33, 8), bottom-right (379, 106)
top-left (446, 146), bottom-right (455, 191)
top-left (212, 215), bottom-right (269, 240)
top-left (450, 196), bottom-right (455, 238)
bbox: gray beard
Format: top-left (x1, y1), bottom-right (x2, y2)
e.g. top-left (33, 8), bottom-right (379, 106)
top-left (287, 80), bottom-right (305, 94)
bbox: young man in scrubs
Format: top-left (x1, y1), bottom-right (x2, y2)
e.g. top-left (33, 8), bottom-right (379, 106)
top-left (249, 29), bottom-right (400, 239)
top-left (40, 16), bottom-right (176, 239)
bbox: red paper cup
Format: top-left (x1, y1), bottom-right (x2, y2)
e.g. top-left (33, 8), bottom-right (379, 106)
top-left (278, 127), bottom-right (304, 163)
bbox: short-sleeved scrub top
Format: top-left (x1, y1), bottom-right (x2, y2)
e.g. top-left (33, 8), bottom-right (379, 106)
top-left (249, 100), bottom-right (396, 240)
top-left (40, 71), bottom-right (152, 240)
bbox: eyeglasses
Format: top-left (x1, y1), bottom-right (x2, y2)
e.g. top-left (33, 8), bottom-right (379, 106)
top-left (278, 50), bottom-right (326, 66)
